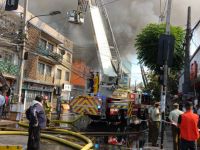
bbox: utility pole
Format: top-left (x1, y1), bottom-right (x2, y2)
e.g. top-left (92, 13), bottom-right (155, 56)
top-left (183, 7), bottom-right (191, 97)
top-left (16, 0), bottom-right (28, 115)
top-left (160, 0), bottom-right (172, 149)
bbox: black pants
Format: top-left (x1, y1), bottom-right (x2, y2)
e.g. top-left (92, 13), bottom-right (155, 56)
top-left (180, 138), bottom-right (197, 150)
top-left (27, 126), bottom-right (41, 150)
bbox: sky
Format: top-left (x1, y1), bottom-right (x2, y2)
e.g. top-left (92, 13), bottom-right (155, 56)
top-left (16, 0), bottom-right (200, 85)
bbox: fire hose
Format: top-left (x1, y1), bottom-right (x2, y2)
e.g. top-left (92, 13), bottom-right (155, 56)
top-left (10, 121), bottom-right (94, 150)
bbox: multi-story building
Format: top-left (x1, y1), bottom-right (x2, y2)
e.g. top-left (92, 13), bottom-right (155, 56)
top-left (189, 46), bottom-right (200, 97)
top-left (0, 6), bottom-right (73, 109)
top-left (0, 10), bottom-right (21, 88)
top-left (178, 46), bottom-right (200, 98)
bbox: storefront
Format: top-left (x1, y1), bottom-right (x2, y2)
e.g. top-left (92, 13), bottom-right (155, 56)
top-left (22, 82), bottom-right (54, 109)
top-left (190, 48), bottom-right (200, 98)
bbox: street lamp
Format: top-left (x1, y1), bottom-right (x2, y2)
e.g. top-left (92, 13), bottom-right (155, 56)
top-left (27, 10), bottom-right (61, 23)
top-left (16, 0), bottom-right (61, 119)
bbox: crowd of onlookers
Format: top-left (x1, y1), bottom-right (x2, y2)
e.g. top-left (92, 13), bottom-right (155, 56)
top-left (146, 96), bottom-right (200, 150)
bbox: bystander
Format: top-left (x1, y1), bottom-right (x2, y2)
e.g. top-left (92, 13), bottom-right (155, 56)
top-left (0, 90), bottom-right (5, 119)
top-left (178, 101), bottom-right (199, 150)
top-left (26, 95), bottom-right (46, 150)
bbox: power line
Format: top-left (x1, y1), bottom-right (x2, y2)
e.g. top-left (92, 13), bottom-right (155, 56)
top-left (192, 38), bottom-right (199, 49)
top-left (100, 0), bottom-right (123, 7)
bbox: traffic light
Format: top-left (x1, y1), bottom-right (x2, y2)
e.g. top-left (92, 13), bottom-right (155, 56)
top-left (5, 0), bottom-right (19, 11)
top-left (157, 34), bottom-right (175, 67)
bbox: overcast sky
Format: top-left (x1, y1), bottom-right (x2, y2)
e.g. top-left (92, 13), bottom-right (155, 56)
top-left (17, 0), bottom-right (200, 84)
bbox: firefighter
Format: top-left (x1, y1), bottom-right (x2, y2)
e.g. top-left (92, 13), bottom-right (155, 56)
top-left (151, 102), bottom-right (161, 147)
top-left (43, 95), bottom-right (52, 125)
top-left (169, 103), bottom-right (183, 150)
top-left (148, 102), bottom-right (155, 142)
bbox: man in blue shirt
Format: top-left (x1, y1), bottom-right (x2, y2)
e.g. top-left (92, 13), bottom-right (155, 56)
top-left (27, 95), bottom-right (46, 150)
top-left (0, 91), bottom-right (5, 119)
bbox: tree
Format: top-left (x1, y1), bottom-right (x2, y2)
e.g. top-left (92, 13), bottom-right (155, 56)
top-left (144, 71), bottom-right (180, 101)
top-left (135, 23), bottom-right (185, 73)
top-left (144, 71), bottom-right (160, 101)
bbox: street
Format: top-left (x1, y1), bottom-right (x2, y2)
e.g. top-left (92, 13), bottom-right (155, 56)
top-left (0, 0), bottom-right (200, 150)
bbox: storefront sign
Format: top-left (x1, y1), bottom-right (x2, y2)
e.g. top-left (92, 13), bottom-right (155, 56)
top-left (190, 61), bottom-right (198, 80)
top-left (63, 84), bottom-right (72, 91)
top-left (24, 83), bottom-right (53, 92)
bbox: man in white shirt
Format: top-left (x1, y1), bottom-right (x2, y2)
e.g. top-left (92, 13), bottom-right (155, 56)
top-left (0, 91), bottom-right (5, 119)
top-left (169, 103), bottom-right (183, 150)
top-left (151, 102), bottom-right (161, 147)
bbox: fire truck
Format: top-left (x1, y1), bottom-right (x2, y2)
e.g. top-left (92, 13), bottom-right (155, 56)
top-left (69, 88), bottom-right (141, 123)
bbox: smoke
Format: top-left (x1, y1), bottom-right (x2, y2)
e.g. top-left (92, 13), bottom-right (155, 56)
top-left (19, 0), bottom-right (200, 68)
top-left (105, 0), bottom-right (200, 62)
top-left (20, 0), bottom-right (99, 67)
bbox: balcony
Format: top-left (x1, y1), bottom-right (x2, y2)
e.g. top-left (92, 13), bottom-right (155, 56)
top-left (37, 73), bottom-right (54, 84)
top-left (36, 46), bottom-right (63, 63)
top-left (0, 61), bottom-right (19, 76)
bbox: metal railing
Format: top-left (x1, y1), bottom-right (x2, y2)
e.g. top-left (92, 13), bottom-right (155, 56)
top-left (0, 61), bottom-right (19, 76)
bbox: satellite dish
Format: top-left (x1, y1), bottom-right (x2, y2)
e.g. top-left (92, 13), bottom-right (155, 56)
top-left (67, 10), bottom-right (84, 24)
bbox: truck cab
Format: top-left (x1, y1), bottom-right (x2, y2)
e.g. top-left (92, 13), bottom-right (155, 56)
top-left (106, 89), bottom-right (136, 122)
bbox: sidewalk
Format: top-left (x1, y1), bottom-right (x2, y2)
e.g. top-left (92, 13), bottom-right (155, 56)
top-left (0, 120), bottom-right (16, 126)
top-left (143, 127), bottom-right (173, 150)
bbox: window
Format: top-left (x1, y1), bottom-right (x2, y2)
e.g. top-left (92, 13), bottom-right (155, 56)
top-left (4, 52), bottom-right (13, 63)
top-left (0, 54), bottom-right (2, 61)
top-left (56, 69), bottom-right (62, 79)
top-left (39, 39), bottom-right (47, 50)
top-left (59, 49), bottom-right (65, 55)
top-left (46, 65), bottom-right (52, 76)
top-left (38, 63), bottom-right (45, 75)
top-left (65, 71), bottom-right (70, 81)
top-left (67, 53), bottom-right (71, 62)
top-left (47, 43), bottom-right (54, 51)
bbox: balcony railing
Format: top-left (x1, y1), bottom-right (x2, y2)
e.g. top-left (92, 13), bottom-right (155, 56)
top-left (37, 73), bottom-right (54, 84)
top-left (36, 45), bottom-right (63, 62)
top-left (0, 61), bottom-right (19, 76)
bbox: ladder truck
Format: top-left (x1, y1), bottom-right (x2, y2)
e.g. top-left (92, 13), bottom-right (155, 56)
top-left (68, 0), bottom-right (140, 124)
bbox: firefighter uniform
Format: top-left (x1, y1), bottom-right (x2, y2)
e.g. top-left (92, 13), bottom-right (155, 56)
top-left (151, 103), bottom-right (161, 147)
top-left (169, 103), bottom-right (183, 150)
top-left (43, 100), bottom-right (52, 125)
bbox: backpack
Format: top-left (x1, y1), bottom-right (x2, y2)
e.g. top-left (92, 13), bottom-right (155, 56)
top-left (26, 104), bottom-right (38, 127)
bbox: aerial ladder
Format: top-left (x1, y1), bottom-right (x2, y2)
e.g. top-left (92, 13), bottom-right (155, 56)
top-left (68, 0), bottom-right (135, 120)
top-left (67, 0), bottom-right (122, 87)
top-left (140, 64), bottom-right (148, 88)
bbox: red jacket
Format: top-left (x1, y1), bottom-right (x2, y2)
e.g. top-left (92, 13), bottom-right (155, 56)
top-left (179, 111), bottom-right (199, 141)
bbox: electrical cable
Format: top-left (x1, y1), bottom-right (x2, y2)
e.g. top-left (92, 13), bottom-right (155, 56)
top-left (192, 38), bottom-right (199, 49)
top-left (99, 0), bottom-right (123, 7)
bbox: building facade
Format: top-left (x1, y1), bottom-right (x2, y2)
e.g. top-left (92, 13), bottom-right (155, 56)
top-left (190, 47), bottom-right (200, 97)
top-left (0, 6), bottom-right (73, 109)
top-left (178, 46), bottom-right (200, 98)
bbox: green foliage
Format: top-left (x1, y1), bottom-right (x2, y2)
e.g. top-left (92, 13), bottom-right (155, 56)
top-left (144, 72), bottom-right (160, 101)
top-left (144, 71), bottom-right (179, 100)
top-left (135, 23), bottom-right (185, 72)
